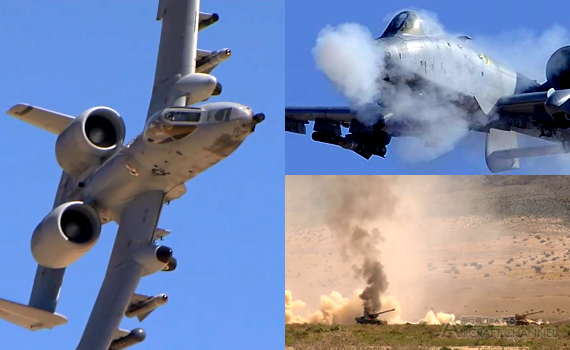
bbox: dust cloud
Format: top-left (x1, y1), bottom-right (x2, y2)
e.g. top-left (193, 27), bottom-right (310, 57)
top-left (285, 289), bottom-right (405, 325)
top-left (285, 290), bottom-right (307, 324)
top-left (422, 310), bottom-right (457, 325)
top-left (285, 175), bottom-right (539, 326)
top-left (285, 289), bottom-right (457, 325)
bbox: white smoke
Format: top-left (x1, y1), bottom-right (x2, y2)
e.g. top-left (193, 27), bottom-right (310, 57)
top-left (312, 15), bottom-right (477, 161)
top-left (312, 9), bottom-right (570, 164)
top-left (312, 23), bottom-right (385, 126)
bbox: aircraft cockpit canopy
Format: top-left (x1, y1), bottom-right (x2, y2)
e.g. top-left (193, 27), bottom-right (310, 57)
top-left (144, 107), bottom-right (204, 144)
top-left (163, 109), bottom-right (202, 123)
top-left (380, 11), bottom-right (442, 38)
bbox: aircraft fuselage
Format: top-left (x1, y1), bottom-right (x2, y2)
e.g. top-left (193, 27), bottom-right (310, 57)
top-left (376, 34), bottom-right (570, 141)
top-left (73, 102), bottom-right (257, 223)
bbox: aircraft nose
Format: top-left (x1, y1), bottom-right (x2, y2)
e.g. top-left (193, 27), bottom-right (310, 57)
top-left (231, 106), bottom-right (254, 123)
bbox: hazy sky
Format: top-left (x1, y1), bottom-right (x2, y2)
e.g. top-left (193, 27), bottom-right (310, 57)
top-left (285, 0), bottom-right (570, 175)
top-left (0, 1), bottom-right (283, 349)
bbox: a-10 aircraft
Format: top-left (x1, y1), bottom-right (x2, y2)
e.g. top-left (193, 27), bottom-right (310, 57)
top-left (0, 0), bottom-right (264, 349)
top-left (285, 10), bottom-right (570, 173)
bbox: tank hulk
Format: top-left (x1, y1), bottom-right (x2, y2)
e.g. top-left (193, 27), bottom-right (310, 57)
top-left (355, 309), bottom-right (396, 325)
top-left (504, 310), bottom-right (544, 326)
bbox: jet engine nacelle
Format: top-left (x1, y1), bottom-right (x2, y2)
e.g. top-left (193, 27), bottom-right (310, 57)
top-left (55, 106), bottom-right (126, 178)
top-left (546, 46), bottom-right (570, 90)
top-left (175, 73), bottom-right (218, 105)
top-left (31, 201), bottom-right (101, 269)
top-left (545, 88), bottom-right (570, 128)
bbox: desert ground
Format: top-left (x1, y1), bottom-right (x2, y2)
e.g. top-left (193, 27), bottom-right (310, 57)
top-left (285, 176), bottom-right (570, 348)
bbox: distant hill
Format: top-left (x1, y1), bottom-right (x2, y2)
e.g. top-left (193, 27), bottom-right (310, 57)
top-left (286, 176), bottom-right (570, 227)
top-left (426, 176), bottom-right (570, 222)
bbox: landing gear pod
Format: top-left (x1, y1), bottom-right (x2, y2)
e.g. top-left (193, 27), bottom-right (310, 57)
top-left (162, 256), bottom-right (177, 272)
top-left (109, 328), bottom-right (146, 350)
top-left (133, 245), bottom-right (173, 276)
top-left (175, 73), bottom-right (217, 105)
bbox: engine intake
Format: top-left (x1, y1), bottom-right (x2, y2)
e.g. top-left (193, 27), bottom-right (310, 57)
top-left (55, 106), bottom-right (125, 178)
top-left (547, 46), bottom-right (570, 90)
top-left (31, 202), bottom-right (101, 268)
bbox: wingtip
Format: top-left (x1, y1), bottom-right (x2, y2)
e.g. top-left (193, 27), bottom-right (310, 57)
top-left (6, 103), bottom-right (32, 116)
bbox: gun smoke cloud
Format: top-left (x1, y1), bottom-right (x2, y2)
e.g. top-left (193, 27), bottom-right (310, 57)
top-left (312, 9), bottom-right (570, 163)
top-left (312, 23), bottom-right (385, 126)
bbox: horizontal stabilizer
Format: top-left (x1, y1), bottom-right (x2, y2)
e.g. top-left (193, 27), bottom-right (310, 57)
top-left (488, 144), bottom-right (570, 160)
top-left (485, 129), bottom-right (520, 173)
top-left (486, 129), bottom-right (570, 172)
top-left (0, 298), bottom-right (67, 331)
top-left (6, 103), bottom-right (73, 134)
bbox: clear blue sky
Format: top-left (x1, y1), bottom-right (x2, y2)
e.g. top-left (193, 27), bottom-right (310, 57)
top-left (285, 0), bottom-right (570, 175)
top-left (0, 1), bottom-right (283, 349)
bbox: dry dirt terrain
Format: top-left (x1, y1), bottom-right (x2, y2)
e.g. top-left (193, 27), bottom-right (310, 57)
top-left (285, 176), bottom-right (570, 348)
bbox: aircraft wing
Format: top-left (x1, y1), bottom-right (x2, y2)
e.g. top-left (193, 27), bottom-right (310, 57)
top-left (147, 0), bottom-right (223, 119)
top-left (496, 89), bottom-right (570, 123)
top-left (485, 89), bottom-right (570, 172)
top-left (0, 298), bottom-right (67, 331)
top-left (496, 91), bottom-right (550, 115)
top-left (285, 107), bottom-right (355, 134)
top-left (6, 104), bottom-right (73, 134)
top-left (76, 190), bottom-right (166, 350)
top-left (0, 171), bottom-right (75, 331)
top-left (286, 106), bottom-right (406, 159)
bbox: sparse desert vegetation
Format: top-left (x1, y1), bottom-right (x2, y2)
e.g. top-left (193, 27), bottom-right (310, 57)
top-left (286, 323), bottom-right (570, 349)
